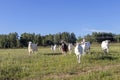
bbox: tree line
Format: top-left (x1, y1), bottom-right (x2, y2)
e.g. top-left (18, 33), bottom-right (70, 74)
top-left (0, 32), bottom-right (120, 48)
top-left (78, 32), bottom-right (120, 43)
top-left (0, 32), bottom-right (77, 48)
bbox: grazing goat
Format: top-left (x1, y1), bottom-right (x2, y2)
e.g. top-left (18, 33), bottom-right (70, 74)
top-left (28, 41), bottom-right (38, 55)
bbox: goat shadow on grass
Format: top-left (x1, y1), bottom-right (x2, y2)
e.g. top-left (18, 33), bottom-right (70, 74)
top-left (91, 55), bottom-right (118, 61)
top-left (43, 52), bottom-right (62, 56)
top-left (90, 51), bottom-right (113, 56)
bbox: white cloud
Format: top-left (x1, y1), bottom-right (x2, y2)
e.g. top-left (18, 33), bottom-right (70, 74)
top-left (83, 28), bottom-right (112, 33)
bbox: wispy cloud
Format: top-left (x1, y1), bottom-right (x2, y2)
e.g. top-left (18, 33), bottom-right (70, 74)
top-left (83, 28), bottom-right (112, 33)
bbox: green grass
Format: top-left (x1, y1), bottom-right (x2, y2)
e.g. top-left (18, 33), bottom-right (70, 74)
top-left (0, 43), bottom-right (120, 80)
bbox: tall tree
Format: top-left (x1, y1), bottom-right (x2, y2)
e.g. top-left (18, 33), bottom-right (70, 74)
top-left (8, 32), bottom-right (19, 48)
top-left (70, 33), bottom-right (77, 43)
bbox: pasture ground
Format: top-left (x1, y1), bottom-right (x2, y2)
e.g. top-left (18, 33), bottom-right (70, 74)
top-left (0, 43), bottom-right (120, 80)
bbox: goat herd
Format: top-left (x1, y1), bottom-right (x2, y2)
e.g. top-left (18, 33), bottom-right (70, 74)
top-left (28, 39), bottom-right (110, 63)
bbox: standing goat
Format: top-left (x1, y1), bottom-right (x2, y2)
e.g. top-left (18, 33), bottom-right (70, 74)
top-left (68, 43), bottom-right (74, 54)
top-left (61, 42), bottom-right (68, 55)
top-left (81, 42), bottom-right (91, 55)
top-left (74, 43), bottom-right (83, 63)
top-left (28, 41), bottom-right (38, 55)
top-left (101, 40), bottom-right (109, 54)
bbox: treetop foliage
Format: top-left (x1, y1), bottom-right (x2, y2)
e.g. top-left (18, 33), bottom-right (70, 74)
top-left (0, 32), bottom-right (119, 48)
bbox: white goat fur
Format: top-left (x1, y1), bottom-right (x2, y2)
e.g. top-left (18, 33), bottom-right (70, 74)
top-left (74, 43), bottom-right (83, 63)
top-left (101, 40), bottom-right (109, 54)
top-left (81, 42), bottom-right (91, 54)
top-left (68, 43), bottom-right (74, 54)
top-left (53, 44), bottom-right (57, 51)
top-left (28, 41), bottom-right (38, 55)
top-left (51, 44), bottom-right (57, 52)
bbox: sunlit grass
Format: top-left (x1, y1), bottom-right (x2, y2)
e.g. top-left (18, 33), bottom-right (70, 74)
top-left (0, 43), bottom-right (120, 80)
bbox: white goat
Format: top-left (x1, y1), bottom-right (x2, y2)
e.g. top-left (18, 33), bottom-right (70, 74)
top-left (28, 41), bottom-right (38, 55)
top-left (51, 45), bottom-right (54, 51)
top-left (81, 41), bottom-right (91, 55)
top-left (101, 40), bottom-right (109, 54)
top-left (74, 43), bottom-right (83, 63)
top-left (53, 44), bottom-right (57, 51)
top-left (51, 44), bottom-right (57, 52)
top-left (68, 43), bottom-right (74, 54)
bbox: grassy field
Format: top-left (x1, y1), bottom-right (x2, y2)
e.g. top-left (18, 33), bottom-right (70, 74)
top-left (0, 43), bottom-right (120, 80)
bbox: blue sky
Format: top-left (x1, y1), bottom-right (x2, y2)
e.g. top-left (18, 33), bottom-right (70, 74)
top-left (0, 0), bottom-right (120, 37)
